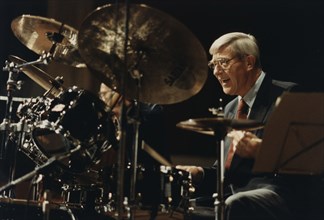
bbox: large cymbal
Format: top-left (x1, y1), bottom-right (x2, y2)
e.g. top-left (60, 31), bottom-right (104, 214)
top-left (9, 55), bottom-right (65, 97)
top-left (177, 117), bottom-right (264, 136)
top-left (11, 15), bottom-right (85, 68)
top-left (78, 4), bottom-right (208, 104)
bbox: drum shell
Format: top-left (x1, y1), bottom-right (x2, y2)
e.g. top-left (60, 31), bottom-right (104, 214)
top-left (106, 165), bottom-right (190, 211)
top-left (30, 87), bottom-right (118, 173)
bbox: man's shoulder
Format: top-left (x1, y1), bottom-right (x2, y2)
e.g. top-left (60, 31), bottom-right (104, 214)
top-left (271, 79), bottom-right (298, 91)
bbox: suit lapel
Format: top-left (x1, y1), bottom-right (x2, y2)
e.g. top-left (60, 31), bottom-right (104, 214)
top-left (228, 74), bottom-right (274, 172)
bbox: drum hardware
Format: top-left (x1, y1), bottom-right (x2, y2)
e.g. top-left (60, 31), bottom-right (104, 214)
top-left (42, 189), bottom-right (51, 220)
top-left (60, 183), bottom-right (107, 210)
top-left (6, 2), bottom-right (210, 219)
top-left (209, 98), bottom-right (225, 118)
top-left (1, 53), bottom-right (120, 217)
top-left (8, 55), bottom-right (66, 98)
top-left (0, 58), bottom-right (27, 197)
top-left (141, 142), bottom-right (195, 215)
top-left (34, 86), bottom-right (119, 173)
top-left (0, 145), bottom-right (81, 195)
top-left (178, 171), bottom-right (195, 215)
top-left (16, 96), bottom-right (53, 122)
top-left (0, 197), bottom-right (79, 220)
top-left (0, 82), bottom-right (119, 216)
top-left (20, 130), bottom-right (49, 166)
top-left (11, 15), bottom-right (85, 68)
top-left (77, 3), bottom-right (208, 218)
top-left (159, 166), bottom-right (195, 217)
top-left (0, 121), bottom-right (31, 134)
top-left (1, 54), bottom-right (68, 198)
top-left (30, 174), bottom-right (45, 201)
top-left (102, 164), bottom-right (191, 219)
top-left (177, 117), bottom-right (264, 220)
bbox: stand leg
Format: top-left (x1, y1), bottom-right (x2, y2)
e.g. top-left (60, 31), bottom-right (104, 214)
top-left (214, 135), bottom-right (225, 220)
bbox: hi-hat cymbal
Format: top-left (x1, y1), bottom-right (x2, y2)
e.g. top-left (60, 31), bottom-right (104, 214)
top-left (9, 55), bottom-right (65, 97)
top-left (78, 4), bottom-right (208, 104)
top-left (11, 15), bottom-right (85, 68)
top-left (177, 117), bottom-right (264, 136)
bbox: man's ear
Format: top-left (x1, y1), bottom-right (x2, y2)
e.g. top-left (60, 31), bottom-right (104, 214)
top-left (246, 55), bottom-right (256, 70)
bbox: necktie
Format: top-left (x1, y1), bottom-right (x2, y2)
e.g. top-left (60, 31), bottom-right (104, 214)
top-left (225, 98), bottom-right (248, 169)
top-left (236, 98), bottom-right (249, 119)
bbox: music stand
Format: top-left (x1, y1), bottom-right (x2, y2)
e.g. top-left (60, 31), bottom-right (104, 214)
top-left (253, 92), bottom-right (324, 175)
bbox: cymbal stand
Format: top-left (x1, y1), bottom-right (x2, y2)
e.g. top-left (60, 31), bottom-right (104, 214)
top-left (124, 48), bottom-right (145, 219)
top-left (115, 1), bottom-right (130, 219)
top-left (127, 38), bottom-right (148, 220)
top-left (212, 126), bottom-right (227, 220)
top-left (129, 100), bottom-right (140, 211)
top-left (0, 54), bottom-right (55, 198)
top-left (0, 60), bottom-right (22, 197)
top-left (114, 2), bottom-right (149, 219)
top-left (208, 99), bottom-right (226, 220)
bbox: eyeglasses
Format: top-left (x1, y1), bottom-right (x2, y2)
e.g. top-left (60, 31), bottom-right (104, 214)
top-left (208, 56), bottom-right (237, 71)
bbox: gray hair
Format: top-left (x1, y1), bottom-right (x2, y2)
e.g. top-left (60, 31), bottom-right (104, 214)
top-left (209, 32), bottom-right (261, 68)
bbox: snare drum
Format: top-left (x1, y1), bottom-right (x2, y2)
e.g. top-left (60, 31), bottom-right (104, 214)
top-left (61, 183), bottom-right (108, 209)
top-left (106, 165), bottom-right (193, 215)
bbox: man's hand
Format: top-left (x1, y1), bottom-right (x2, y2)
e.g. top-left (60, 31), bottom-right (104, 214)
top-left (176, 165), bottom-right (204, 184)
top-left (227, 130), bottom-right (262, 159)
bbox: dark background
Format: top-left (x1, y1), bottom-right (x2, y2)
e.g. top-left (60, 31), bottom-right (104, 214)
top-left (0, 0), bottom-right (323, 163)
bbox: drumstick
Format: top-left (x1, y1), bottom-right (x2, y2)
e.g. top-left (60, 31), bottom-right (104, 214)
top-left (99, 85), bottom-right (122, 111)
top-left (108, 91), bottom-right (122, 110)
top-left (141, 141), bottom-right (172, 166)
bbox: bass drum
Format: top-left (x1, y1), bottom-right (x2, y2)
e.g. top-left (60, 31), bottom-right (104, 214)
top-left (31, 86), bottom-right (119, 173)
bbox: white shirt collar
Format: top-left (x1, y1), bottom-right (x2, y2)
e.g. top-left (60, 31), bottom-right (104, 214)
top-left (239, 71), bottom-right (266, 114)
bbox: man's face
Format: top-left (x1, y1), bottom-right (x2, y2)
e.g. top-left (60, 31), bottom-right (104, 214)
top-left (210, 47), bottom-right (250, 96)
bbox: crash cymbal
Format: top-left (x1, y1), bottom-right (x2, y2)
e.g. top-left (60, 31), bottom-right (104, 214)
top-left (11, 15), bottom-right (85, 68)
top-left (177, 117), bottom-right (264, 135)
top-left (9, 55), bottom-right (65, 97)
top-left (78, 4), bottom-right (208, 104)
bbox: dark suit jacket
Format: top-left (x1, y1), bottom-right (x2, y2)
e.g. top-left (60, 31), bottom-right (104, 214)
top-left (197, 73), bottom-right (298, 196)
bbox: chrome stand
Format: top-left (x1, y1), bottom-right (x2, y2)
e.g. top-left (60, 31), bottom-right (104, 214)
top-left (213, 131), bottom-right (226, 220)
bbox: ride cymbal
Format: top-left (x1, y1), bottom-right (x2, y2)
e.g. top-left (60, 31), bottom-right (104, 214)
top-left (9, 55), bottom-right (65, 97)
top-left (177, 117), bottom-right (264, 136)
top-left (78, 4), bottom-right (208, 104)
top-left (11, 15), bottom-right (85, 68)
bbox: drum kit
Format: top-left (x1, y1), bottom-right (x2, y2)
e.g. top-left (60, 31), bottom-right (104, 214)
top-left (0, 3), bottom-right (262, 220)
